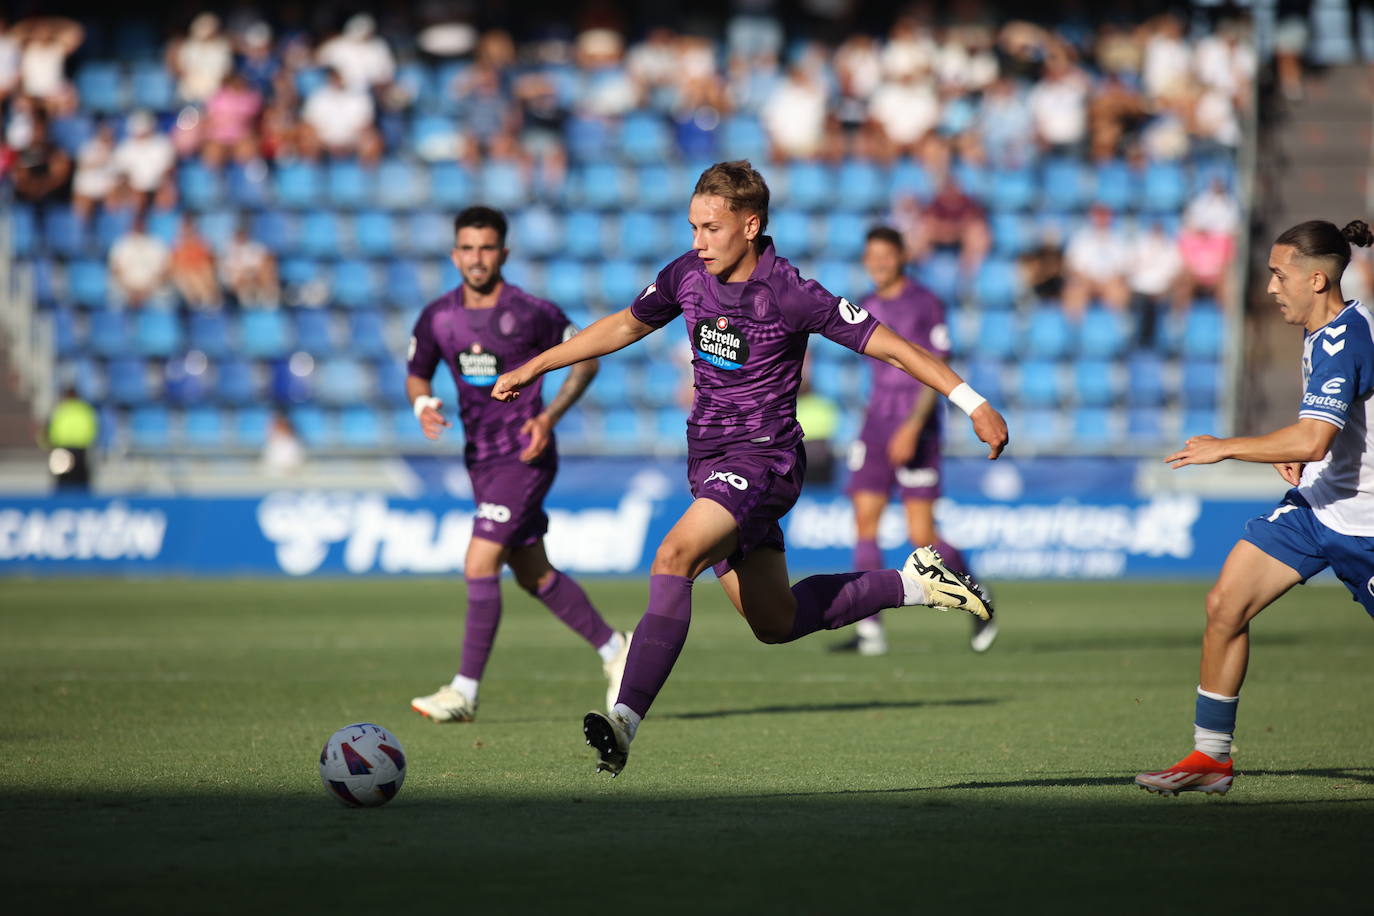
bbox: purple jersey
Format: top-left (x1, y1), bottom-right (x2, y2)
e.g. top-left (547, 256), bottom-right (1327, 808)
top-left (408, 283), bottom-right (575, 464)
top-left (631, 240), bottom-right (880, 458)
top-left (860, 278), bottom-right (950, 421)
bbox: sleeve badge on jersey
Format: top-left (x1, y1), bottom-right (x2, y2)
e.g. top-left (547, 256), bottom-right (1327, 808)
top-left (639, 283), bottom-right (657, 300)
top-left (407, 336), bottom-right (417, 360)
top-left (562, 323), bottom-right (580, 342)
top-left (837, 298), bottom-right (869, 325)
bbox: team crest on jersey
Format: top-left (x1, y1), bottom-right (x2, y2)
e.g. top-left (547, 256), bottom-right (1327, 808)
top-left (458, 343), bottom-right (502, 386)
top-left (694, 317), bottom-right (750, 370)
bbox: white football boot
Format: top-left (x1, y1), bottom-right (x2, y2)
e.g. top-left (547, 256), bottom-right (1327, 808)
top-left (901, 546), bottom-right (994, 621)
top-left (970, 616), bottom-right (999, 653)
top-left (602, 631), bottom-right (632, 711)
top-left (410, 685), bottom-right (477, 723)
top-left (583, 709), bottom-right (633, 776)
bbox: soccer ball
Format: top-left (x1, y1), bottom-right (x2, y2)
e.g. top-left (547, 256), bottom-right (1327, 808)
top-left (319, 723), bottom-right (407, 807)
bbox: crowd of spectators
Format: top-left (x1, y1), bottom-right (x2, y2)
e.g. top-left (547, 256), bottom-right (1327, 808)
top-left (0, 5), bottom-right (1251, 322)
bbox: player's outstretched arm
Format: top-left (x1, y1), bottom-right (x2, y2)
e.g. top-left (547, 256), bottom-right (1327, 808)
top-left (862, 324), bottom-right (1009, 459)
top-left (492, 308), bottom-right (655, 403)
top-left (1165, 418), bottom-right (1339, 469)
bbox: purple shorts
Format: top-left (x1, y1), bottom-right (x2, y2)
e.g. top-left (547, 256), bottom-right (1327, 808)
top-left (687, 445), bottom-right (806, 576)
top-left (844, 413), bottom-right (943, 501)
top-left (467, 457), bottom-right (556, 548)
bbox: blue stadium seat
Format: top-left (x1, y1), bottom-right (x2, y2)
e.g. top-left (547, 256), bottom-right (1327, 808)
top-left (890, 158), bottom-right (934, 201)
top-left (44, 206), bottom-right (88, 258)
top-left (275, 161), bottom-right (323, 209)
top-left (289, 405), bottom-right (329, 447)
top-left (375, 360), bottom-right (410, 407)
top-left (315, 359), bottom-right (369, 406)
top-left (786, 162), bottom-right (834, 210)
top-left (232, 407), bottom-right (271, 448)
top-left (183, 407), bottom-right (225, 449)
top-left (1079, 308), bottom-right (1130, 358)
top-left (87, 309), bottom-right (128, 356)
top-left (178, 162), bottom-right (223, 211)
top-left (599, 259), bottom-right (644, 307)
top-left (951, 161), bottom-right (990, 201)
top-left (1024, 309), bottom-right (1072, 360)
top-left (479, 161), bottom-right (530, 211)
top-left (619, 211), bottom-right (667, 262)
top-left (48, 114), bottom-right (93, 155)
top-left (821, 212), bottom-right (869, 261)
top-left (248, 210), bottom-right (289, 252)
top-left (1074, 360), bottom-right (1118, 407)
top-left (974, 311), bottom-right (1017, 360)
top-left (601, 408), bottom-right (645, 450)
top-left (1141, 162), bottom-right (1187, 214)
top-left (197, 210), bottom-right (237, 250)
top-left (76, 61), bottom-right (125, 113)
top-left (1127, 405), bottom-right (1165, 442)
top-left (392, 406), bottom-right (431, 447)
top-left (544, 259), bottom-right (591, 309)
top-left (1073, 407), bottom-right (1115, 445)
top-left (332, 261), bottom-right (380, 309)
top-left (815, 260), bottom-right (863, 301)
top-left (226, 162), bottom-right (271, 210)
top-left (294, 67), bottom-right (327, 98)
top-left (11, 203), bottom-right (36, 257)
top-left (576, 162), bottom-right (630, 210)
top-left (621, 111), bottom-right (673, 164)
top-left (108, 357), bottom-right (150, 405)
top-left (965, 359), bottom-right (1006, 406)
top-left (340, 406), bottom-right (384, 447)
top-left (62, 356), bottom-right (104, 403)
top-left (988, 167), bottom-right (1037, 212)
top-left (1017, 407), bottom-right (1064, 448)
top-left (52, 308), bottom-right (82, 357)
top-left (971, 258), bottom-right (1019, 311)
top-left (240, 310), bottom-right (292, 358)
top-left (1094, 159), bottom-right (1137, 212)
top-left (164, 354), bottom-right (211, 406)
top-left (513, 207), bottom-right (562, 258)
top-left (66, 260), bottom-right (108, 308)
top-left (1125, 353), bottom-right (1167, 407)
top-left (1181, 408), bottom-right (1220, 439)
top-left (217, 359), bottom-right (258, 406)
top-left (636, 164), bottom-right (686, 212)
top-left (407, 212), bottom-right (453, 257)
top-left (563, 211), bottom-right (604, 260)
top-left (836, 160), bottom-right (886, 212)
top-left (375, 158), bottom-right (426, 210)
top-left (146, 209), bottom-right (179, 245)
top-left (428, 164), bottom-right (476, 212)
top-left (1041, 158), bottom-right (1090, 213)
top-left (130, 61), bottom-right (174, 111)
top-left (565, 116), bottom-right (614, 163)
top-left (93, 208), bottom-right (135, 250)
top-left (299, 211), bottom-right (342, 259)
top-left (768, 210), bottom-right (814, 257)
top-left (556, 409), bottom-right (591, 449)
top-left (129, 405), bottom-right (171, 449)
top-left (348, 311), bottom-right (391, 360)
top-left (586, 360), bottom-right (632, 408)
top-left (412, 115), bottom-right (463, 163)
top-left (988, 211), bottom-right (1035, 256)
top-left (1016, 359), bottom-right (1060, 408)
top-left (133, 308), bottom-right (182, 357)
top-left (719, 115), bottom-right (768, 162)
top-left (1179, 307), bottom-right (1224, 360)
top-left (293, 309), bottom-right (335, 356)
top-left (643, 362), bottom-right (685, 407)
top-left (187, 312), bottom-right (232, 359)
top-left (1181, 359), bottom-right (1222, 408)
top-left (327, 160), bottom-right (372, 209)
top-left (385, 260), bottom-right (426, 306)
top-left (355, 211), bottom-right (397, 258)
top-left (654, 408), bottom-right (685, 440)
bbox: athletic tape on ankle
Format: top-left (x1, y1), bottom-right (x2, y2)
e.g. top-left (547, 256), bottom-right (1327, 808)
top-left (412, 395), bottom-right (441, 419)
top-left (948, 383), bottom-right (986, 416)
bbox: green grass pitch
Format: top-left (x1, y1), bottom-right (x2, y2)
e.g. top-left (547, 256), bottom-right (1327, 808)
top-left (2, 577), bottom-right (1370, 913)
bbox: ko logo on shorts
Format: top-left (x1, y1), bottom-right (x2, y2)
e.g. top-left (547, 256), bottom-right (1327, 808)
top-left (1322, 377), bottom-right (1346, 394)
top-left (694, 317), bottom-right (750, 370)
top-left (458, 343), bottom-right (502, 387)
top-left (476, 502), bottom-right (512, 523)
top-left (705, 470), bottom-right (749, 491)
top-left (837, 298), bottom-right (869, 325)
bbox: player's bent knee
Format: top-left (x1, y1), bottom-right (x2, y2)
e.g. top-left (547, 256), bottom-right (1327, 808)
top-left (1203, 586), bottom-right (1249, 634)
top-left (650, 539), bottom-right (704, 577)
top-left (748, 621), bottom-right (790, 645)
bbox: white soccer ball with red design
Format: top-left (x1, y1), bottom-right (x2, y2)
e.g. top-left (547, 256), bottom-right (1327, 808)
top-left (319, 723), bottom-right (407, 807)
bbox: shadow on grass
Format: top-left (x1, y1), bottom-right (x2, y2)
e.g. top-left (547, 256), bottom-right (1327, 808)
top-left (662, 697), bottom-right (999, 720)
top-left (1011, 633), bottom-right (1301, 654)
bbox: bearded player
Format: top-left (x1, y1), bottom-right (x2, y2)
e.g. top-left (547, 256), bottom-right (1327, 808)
top-left (493, 162), bottom-right (1008, 776)
top-left (407, 206), bottom-right (629, 723)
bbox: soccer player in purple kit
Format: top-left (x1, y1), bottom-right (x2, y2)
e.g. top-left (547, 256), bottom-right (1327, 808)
top-left (406, 206), bottom-right (630, 724)
top-left (493, 162), bottom-right (1009, 776)
top-left (832, 227), bottom-right (998, 657)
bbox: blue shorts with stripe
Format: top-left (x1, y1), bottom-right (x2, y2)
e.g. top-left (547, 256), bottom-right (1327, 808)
top-left (1241, 490), bottom-right (1374, 618)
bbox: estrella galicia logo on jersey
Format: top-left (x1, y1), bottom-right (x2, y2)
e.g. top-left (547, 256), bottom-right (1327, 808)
top-left (457, 343), bottom-right (502, 386)
top-left (836, 297), bottom-right (869, 325)
top-left (1321, 377), bottom-right (1346, 394)
top-left (694, 317), bottom-right (750, 370)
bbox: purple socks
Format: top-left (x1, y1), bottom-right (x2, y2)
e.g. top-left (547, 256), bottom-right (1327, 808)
top-left (854, 537), bottom-right (883, 571)
top-left (786, 570), bottom-right (903, 641)
top-left (616, 573), bottom-right (693, 718)
top-left (535, 570), bottom-right (614, 649)
top-left (458, 575), bottom-right (502, 680)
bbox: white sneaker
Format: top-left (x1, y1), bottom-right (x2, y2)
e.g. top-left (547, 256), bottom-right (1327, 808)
top-left (583, 709), bottom-right (632, 776)
top-left (970, 616), bottom-right (999, 653)
top-left (602, 631), bottom-right (632, 711)
top-left (901, 546), bottom-right (994, 621)
top-left (411, 685), bottom-right (477, 723)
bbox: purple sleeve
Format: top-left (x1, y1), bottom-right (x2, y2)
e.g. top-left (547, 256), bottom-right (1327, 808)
top-left (629, 262), bottom-right (684, 329)
top-left (539, 300), bottom-right (577, 350)
top-left (920, 294), bottom-right (952, 360)
top-left (781, 279), bottom-right (880, 354)
top-left (407, 307), bottom-right (440, 379)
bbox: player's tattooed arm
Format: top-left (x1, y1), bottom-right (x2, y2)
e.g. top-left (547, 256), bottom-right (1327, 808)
top-left (889, 387), bottom-right (938, 466)
top-left (493, 308), bottom-right (654, 402)
top-left (519, 357), bottom-right (599, 462)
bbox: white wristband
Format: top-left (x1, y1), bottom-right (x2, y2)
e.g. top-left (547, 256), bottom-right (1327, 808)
top-left (948, 383), bottom-right (986, 417)
top-left (412, 395), bottom-right (441, 419)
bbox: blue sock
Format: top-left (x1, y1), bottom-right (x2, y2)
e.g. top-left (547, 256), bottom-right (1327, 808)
top-left (1193, 686), bottom-right (1239, 760)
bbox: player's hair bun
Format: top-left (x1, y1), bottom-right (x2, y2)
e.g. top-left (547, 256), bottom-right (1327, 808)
top-left (1342, 219), bottom-right (1374, 248)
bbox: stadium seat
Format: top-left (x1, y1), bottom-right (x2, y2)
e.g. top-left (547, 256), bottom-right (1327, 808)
top-left (1073, 407), bottom-right (1115, 446)
top-left (232, 406), bottom-right (271, 448)
top-left (93, 208), bottom-right (135, 250)
top-left (621, 111), bottom-right (673, 164)
top-left (188, 312), bottom-right (233, 359)
top-left (636, 164), bottom-right (686, 212)
top-left (1125, 353), bottom-right (1167, 407)
top-left (1079, 308), bottom-right (1130, 358)
top-left (479, 161), bottom-right (530, 211)
top-left (178, 162), bottom-right (223, 211)
top-left (48, 114), bottom-right (93, 156)
top-left (768, 210), bottom-right (814, 258)
top-left (989, 211), bottom-right (1035, 256)
top-left (1041, 158), bottom-right (1090, 213)
top-left (375, 158), bottom-right (426, 210)
top-left (289, 405), bottom-right (329, 447)
top-left (786, 162), bottom-right (835, 210)
top-left (836, 160), bottom-right (887, 212)
top-left (347, 311), bottom-right (391, 360)
top-left (815, 260), bottom-right (863, 301)
top-left (332, 261), bottom-right (381, 309)
top-left (339, 406), bottom-right (384, 447)
top-left (654, 408), bottom-right (685, 440)
top-left (988, 167), bottom-right (1037, 212)
top-left (275, 161), bottom-right (323, 209)
top-left (107, 357), bottom-right (151, 405)
top-left (618, 211), bottom-right (667, 262)
top-left (391, 405), bottom-right (431, 446)
top-left (129, 405), bottom-right (172, 449)
top-left (66, 260), bottom-right (109, 308)
top-left (354, 211), bottom-right (397, 258)
top-left (129, 60), bottom-right (174, 111)
top-left (374, 360), bottom-right (410, 408)
top-left (384, 260), bottom-right (426, 307)
top-left (544, 259), bottom-right (591, 310)
top-left (951, 160), bottom-right (990, 201)
top-left (407, 212), bottom-right (453, 257)
top-left (10, 203), bottom-right (36, 257)
top-left (820, 212), bottom-right (869, 261)
top-left (247, 209), bottom-right (288, 253)
top-left (133, 308), bottom-right (182, 357)
top-left (513, 207), bottom-right (562, 258)
top-left (1094, 159), bottom-right (1137, 212)
top-left (293, 309), bottom-right (335, 356)
top-left (1016, 359), bottom-right (1060, 408)
top-left (163, 353), bottom-right (211, 406)
top-left (76, 61), bottom-right (125, 113)
top-left (412, 115), bottom-right (463, 163)
top-left (719, 115), bottom-right (769, 162)
top-left (1181, 359), bottom-right (1222, 408)
top-left (146, 209), bottom-right (179, 245)
top-left (565, 116), bottom-right (614, 163)
top-left (1074, 360), bottom-right (1119, 408)
top-left (216, 359), bottom-right (259, 406)
top-left (1127, 405), bottom-right (1165, 442)
top-left (52, 308), bottom-right (82, 357)
top-left (197, 210), bottom-right (237, 250)
top-left (601, 408), bottom-right (645, 450)
top-left (327, 160), bottom-right (372, 209)
top-left (890, 158), bottom-right (934, 201)
top-left (599, 259), bottom-right (644, 308)
top-left (643, 362), bottom-right (685, 408)
top-left (965, 358), bottom-right (1007, 407)
top-left (240, 310), bottom-right (292, 358)
top-left (563, 211), bottom-right (605, 260)
top-left (974, 311), bottom-right (1017, 361)
top-left (226, 161), bottom-right (271, 210)
top-left (299, 211), bottom-right (342, 259)
top-left (1181, 407), bottom-right (1220, 439)
top-left (971, 258), bottom-right (1019, 311)
top-left (1017, 407), bottom-right (1065, 448)
top-left (87, 309), bottom-right (128, 357)
top-left (183, 407), bottom-right (225, 449)
top-left (44, 206), bottom-right (88, 258)
top-left (1024, 309), bottom-right (1072, 360)
top-left (586, 360), bottom-right (634, 408)
top-left (1141, 162), bottom-right (1187, 214)
top-left (1179, 307), bottom-right (1225, 360)
top-left (576, 162), bottom-right (631, 211)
